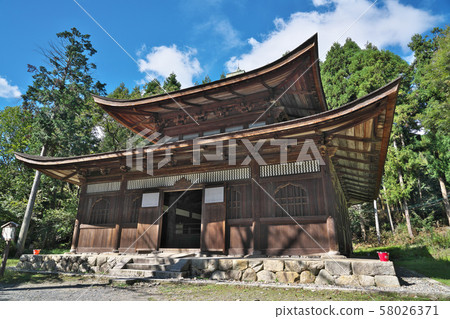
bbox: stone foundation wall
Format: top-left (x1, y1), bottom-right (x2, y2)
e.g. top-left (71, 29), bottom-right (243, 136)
top-left (15, 255), bottom-right (400, 288)
top-left (16, 254), bottom-right (121, 273)
top-left (191, 258), bottom-right (400, 288)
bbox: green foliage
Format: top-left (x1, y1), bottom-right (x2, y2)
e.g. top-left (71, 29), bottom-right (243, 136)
top-left (321, 39), bottom-right (409, 109)
top-left (202, 75), bottom-right (211, 84)
top-left (22, 27), bottom-right (106, 157)
top-left (163, 72), bottom-right (182, 92)
top-left (143, 79), bottom-right (163, 97)
top-left (95, 82), bottom-right (136, 152)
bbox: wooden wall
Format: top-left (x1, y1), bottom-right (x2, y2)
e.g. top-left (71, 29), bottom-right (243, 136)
top-left (73, 161), bottom-right (348, 256)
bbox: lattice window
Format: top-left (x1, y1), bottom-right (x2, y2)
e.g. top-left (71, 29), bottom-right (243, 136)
top-left (274, 183), bottom-right (308, 217)
top-left (89, 198), bottom-right (111, 225)
top-left (227, 189), bottom-right (242, 219)
top-left (129, 197), bottom-right (141, 224)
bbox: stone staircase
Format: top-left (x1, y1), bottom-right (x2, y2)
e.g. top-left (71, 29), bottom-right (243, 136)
top-left (109, 253), bottom-right (192, 279)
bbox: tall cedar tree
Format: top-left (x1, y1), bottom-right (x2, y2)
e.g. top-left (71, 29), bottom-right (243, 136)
top-left (17, 28), bottom-right (106, 253)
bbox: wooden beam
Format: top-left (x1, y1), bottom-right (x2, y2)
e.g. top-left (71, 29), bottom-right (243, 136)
top-left (203, 95), bottom-right (223, 102)
top-left (334, 163), bottom-right (373, 173)
top-left (333, 155), bottom-right (373, 164)
top-left (181, 100), bottom-right (202, 107)
top-left (334, 145), bottom-right (377, 154)
top-left (332, 134), bottom-right (380, 143)
top-left (336, 170), bottom-right (375, 179)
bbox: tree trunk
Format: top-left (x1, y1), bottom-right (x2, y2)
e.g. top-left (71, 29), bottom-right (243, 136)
top-left (357, 205), bottom-right (366, 241)
top-left (418, 176), bottom-right (423, 204)
top-left (15, 145), bottom-right (47, 257)
top-left (393, 140), bottom-right (414, 238)
top-left (383, 184), bottom-right (395, 233)
top-left (373, 199), bottom-right (381, 244)
top-left (438, 176), bottom-right (450, 225)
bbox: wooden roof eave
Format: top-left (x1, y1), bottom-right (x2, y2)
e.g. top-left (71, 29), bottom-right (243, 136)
top-left (15, 78), bottom-right (400, 194)
top-left (93, 34), bottom-right (328, 133)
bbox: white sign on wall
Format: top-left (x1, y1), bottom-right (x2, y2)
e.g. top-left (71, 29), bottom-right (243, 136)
top-left (204, 187), bottom-right (224, 204)
top-left (142, 192), bottom-right (160, 207)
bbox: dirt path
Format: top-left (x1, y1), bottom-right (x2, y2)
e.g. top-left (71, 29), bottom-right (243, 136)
top-left (0, 266), bottom-right (449, 301)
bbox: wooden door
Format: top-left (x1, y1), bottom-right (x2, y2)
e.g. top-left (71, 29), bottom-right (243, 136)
top-left (201, 186), bottom-right (226, 253)
top-left (135, 192), bottom-right (162, 252)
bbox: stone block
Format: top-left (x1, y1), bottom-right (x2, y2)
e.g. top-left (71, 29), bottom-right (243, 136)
top-left (19, 255), bottom-right (28, 262)
top-left (233, 259), bottom-right (248, 271)
top-left (218, 259), bottom-right (233, 271)
top-left (96, 256), bottom-right (107, 267)
top-left (87, 256), bottom-right (97, 266)
top-left (305, 260), bottom-right (324, 275)
top-left (299, 270), bottom-right (316, 284)
top-left (257, 270), bottom-right (276, 282)
top-left (211, 270), bottom-right (229, 280)
top-left (44, 259), bottom-right (57, 271)
top-left (315, 269), bottom-right (335, 285)
top-left (336, 275), bottom-right (359, 286)
top-left (249, 260), bottom-right (263, 272)
top-left (22, 261), bottom-right (32, 270)
top-left (375, 275), bottom-right (400, 287)
top-left (263, 259), bottom-right (284, 272)
top-left (352, 261), bottom-right (396, 276)
top-left (325, 260), bottom-right (351, 275)
top-left (167, 259), bottom-right (190, 272)
top-left (358, 275), bottom-right (375, 287)
top-left (71, 263), bottom-right (79, 273)
top-left (79, 263), bottom-right (90, 273)
top-left (276, 271), bottom-right (299, 283)
top-left (242, 268), bottom-right (257, 281)
top-left (285, 260), bottom-right (308, 272)
top-left (227, 270), bottom-right (242, 281)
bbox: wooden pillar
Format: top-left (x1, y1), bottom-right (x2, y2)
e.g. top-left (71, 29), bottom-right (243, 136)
top-left (112, 175), bottom-right (126, 253)
top-left (250, 161), bottom-right (261, 255)
top-left (70, 181), bottom-right (87, 253)
top-left (320, 145), bottom-right (339, 253)
top-left (326, 216), bottom-right (337, 252)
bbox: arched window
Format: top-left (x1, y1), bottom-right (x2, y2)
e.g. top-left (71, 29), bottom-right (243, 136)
top-left (89, 198), bottom-right (110, 225)
top-left (274, 183), bottom-right (308, 217)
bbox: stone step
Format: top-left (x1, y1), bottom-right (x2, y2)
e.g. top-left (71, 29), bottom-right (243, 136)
top-left (109, 268), bottom-right (188, 279)
top-left (131, 257), bottom-right (177, 265)
top-left (125, 263), bottom-right (167, 271)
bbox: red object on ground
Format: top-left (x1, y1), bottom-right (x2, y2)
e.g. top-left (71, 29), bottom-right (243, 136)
top-left (33, 249), bottom-right (41, 255)
top-left (377, 251), bottom-right (389, 261)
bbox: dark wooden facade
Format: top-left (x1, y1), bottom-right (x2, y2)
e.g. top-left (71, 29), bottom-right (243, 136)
top-left (15, 34), bottom-right (400, 256)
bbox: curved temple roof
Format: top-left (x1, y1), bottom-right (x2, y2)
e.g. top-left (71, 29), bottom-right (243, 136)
top-left (93, 34), bottom-right (328, 139)
top-left (16, 77), bottom-right (400, 204)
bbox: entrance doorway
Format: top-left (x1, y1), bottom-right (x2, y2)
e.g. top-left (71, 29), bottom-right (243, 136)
top-left (160, 190), bottom-right (202, 248)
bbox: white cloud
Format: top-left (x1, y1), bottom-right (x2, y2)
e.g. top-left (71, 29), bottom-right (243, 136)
top-left (226, 0), bottom-right (441, 72)
top-left (403, 52), bottom-right (415, 65)
top-left (137, 45), bottom-right (203, 88)
top-left (312, 0), bottom-right (332, 6)
top-left (0, 76), bottom-right (21, 99)
top-left (211, 18), bottom-right (243, 49)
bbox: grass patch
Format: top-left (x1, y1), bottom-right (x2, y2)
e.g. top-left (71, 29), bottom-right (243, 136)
top-left (0, 258), bottom-right (85, 286)
top-left (150, 282), bottom-right (449, 301)
top-left (396, 259), bottom-right (450, 286)
top-left (22, 248), bottom-right (69, 255)
top-left (353, 245), bottom-right (450, 286)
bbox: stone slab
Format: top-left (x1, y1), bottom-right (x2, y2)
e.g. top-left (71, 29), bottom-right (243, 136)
top-left (352, 261), bottom-right (396, 276)
top-left (325, 260), bottom-right (351, 275)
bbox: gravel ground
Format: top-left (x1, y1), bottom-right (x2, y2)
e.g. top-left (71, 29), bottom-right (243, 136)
top-left (0, 266), bottom-right (449, 301)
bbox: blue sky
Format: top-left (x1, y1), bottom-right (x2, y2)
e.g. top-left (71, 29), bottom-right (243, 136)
top-left (0, 0), bottom-right (448, 109)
